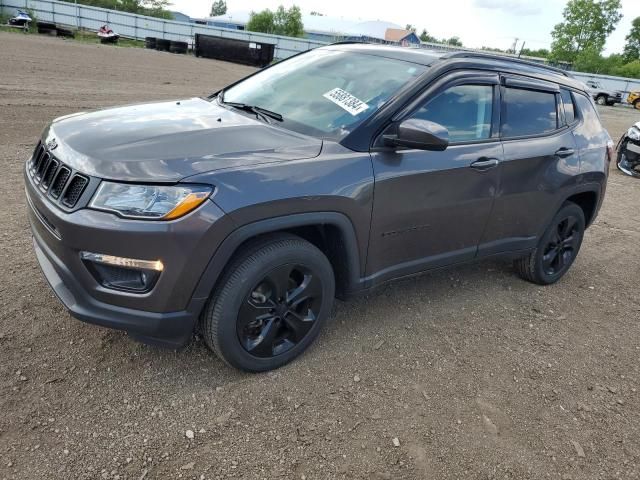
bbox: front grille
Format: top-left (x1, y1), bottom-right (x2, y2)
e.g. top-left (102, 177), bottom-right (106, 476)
top-left (41, 158), bottom-right (59, 188)
top-left (61, 175), bottom-right (88, 207)
top-left (50, 166), bottom-right (71, 198)
top-left (27, 142), bottom-right (92, 210)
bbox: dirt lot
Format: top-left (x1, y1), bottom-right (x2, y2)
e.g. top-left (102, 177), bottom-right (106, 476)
top-left (1, 32), bottom-right (640, 480)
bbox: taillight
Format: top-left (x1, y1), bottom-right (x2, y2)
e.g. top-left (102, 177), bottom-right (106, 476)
top-left (606, 140), bottom-right (615, 163)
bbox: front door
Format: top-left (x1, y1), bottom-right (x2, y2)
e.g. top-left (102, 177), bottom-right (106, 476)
top-left (366, 75), bottom-right (502, 283)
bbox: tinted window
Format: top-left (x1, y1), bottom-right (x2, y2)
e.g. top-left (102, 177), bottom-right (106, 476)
top-left (502, 87), bottom-right (557, 137)
top-left (411, 85), bottom-right (493, 142)
top-left (561, 89), bottom-right (576, 124)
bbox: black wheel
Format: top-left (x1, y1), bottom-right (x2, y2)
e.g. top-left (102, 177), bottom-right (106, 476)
top-left (202, 234), bottom-right (335, 372)
top-left (595, 95), bottom-right (607, 106)
top-left (514, 203), bottom-right (585, 285)
top-left (145, 37), bottom-right (156, 49)
top-left (169, 40), bottom-right (188, 54)
top-left (155, 39), bottom-right (170, 51)
top-left (634, 99), bottom-right (640, 111)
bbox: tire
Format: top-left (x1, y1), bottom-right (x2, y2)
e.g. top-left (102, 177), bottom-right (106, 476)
top-left (201, 234), bottom-right (335, 372)
top-left (634, 99), bottom-right (640, 111)
top-left (169, 40), bottom-right (188, 54)
top-left (145, 37), bottom-right (156, 49)
top-left (155, 39), bottom-right (170, 51)
top-left (514, 202), bottom-right (585, 285)
top-left (36, 21), bottom-right (56, 35)
top-left (595, 95), bottom-right (607, 106)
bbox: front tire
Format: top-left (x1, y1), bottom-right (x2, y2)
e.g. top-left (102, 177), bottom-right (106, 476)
top-left (514, 203), bottom-right (585, 285)
top-left (202, 234), bottom-right (335, 372)
top-left (634, 99), bottom-right (640, 111)
top-left (595, 95), bottom-right (607, 106)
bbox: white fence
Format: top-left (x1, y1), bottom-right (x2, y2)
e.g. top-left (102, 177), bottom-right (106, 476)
top-left (0, 0), bottom-right (327, 59)
top-left (2, 0), bottom-right (640, 98)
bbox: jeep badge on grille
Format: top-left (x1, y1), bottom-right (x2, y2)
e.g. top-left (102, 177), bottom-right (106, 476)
top-left (46, 138), bottom-right (58, 150)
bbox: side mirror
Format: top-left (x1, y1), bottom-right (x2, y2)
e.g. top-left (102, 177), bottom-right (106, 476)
top-left (383, 119), bottom-right (449, 151)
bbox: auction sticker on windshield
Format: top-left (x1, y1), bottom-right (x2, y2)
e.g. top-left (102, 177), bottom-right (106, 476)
top-left (323, 88), bottom-right (369, 116)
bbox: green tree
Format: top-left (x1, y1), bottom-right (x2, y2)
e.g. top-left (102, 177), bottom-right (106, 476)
top-left (613, 60), bottom-right (640, 78)
top-left (247, 9), bottom-right (275, 34)
top-left (520, 47), bottom-right (550, 58)
top-left (444, 36), bottom-right (463, 46)
top-left (405, 24), bottom-right (416, 33)
top-left (550, 0), bottom-right (622, 62)
top-left (623, 17), bottom-right (640, 62)
top-left (71, 0), bottom-right (172, 19)
top-left (247, 5), bottom-right (304, 37)
top-left (210, 0), bottom-right (227, 17)
top-left (419, 29), bottom-right (437, 43)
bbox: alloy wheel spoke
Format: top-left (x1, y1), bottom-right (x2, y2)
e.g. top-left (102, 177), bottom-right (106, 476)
top-left (238, 298), bottom-right (275, 330)
top-left (283, 309), bottom-right (315, 341)
top-left (542, 249), bottom-right (559, 269)
top-left (245, 318), bottom-right (279, 357)
top-left (287, 273), bottom-right (322, 308)
top-left (265, 265), bottom-right (293, 300)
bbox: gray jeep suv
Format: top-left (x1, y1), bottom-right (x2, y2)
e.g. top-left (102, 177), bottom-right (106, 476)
top-left (25, 44), bottom-right (611, 371)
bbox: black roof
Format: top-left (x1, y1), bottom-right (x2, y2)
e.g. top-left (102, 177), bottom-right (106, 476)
top-left (322, 43), bottom-right (584, 90)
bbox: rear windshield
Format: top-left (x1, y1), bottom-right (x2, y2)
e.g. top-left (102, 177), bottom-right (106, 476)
top-left (220, 49), bottom-right (427, 140)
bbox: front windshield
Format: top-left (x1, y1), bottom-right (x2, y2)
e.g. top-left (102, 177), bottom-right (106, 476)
top-left (220, 49), bottom-right (427, 140)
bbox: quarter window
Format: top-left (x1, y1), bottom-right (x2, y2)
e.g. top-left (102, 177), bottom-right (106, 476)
top-left (502, 87), bottom-right (558, 137)
top-left (561, 89), bottom-right (576, 124)
top-left (410, 84), bottom-right (493, 142)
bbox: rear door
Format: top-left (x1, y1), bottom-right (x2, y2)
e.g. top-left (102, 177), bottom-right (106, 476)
top-left (478, 76), bottom-right (580, 256)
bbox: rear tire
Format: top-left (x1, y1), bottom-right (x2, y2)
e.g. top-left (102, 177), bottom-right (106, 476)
top-left (514, 202), bottom-right (585, 285)
top-left (201, 234), bottom-right (335, 372)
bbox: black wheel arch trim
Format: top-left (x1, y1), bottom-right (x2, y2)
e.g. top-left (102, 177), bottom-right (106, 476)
top-left (190, 212), bottom-right (364, 307)
top-left (544, 183), bottom-right (603, 235)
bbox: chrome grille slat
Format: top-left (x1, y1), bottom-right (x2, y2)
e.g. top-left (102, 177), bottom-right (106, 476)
top-left (49, 166), bottom-right (71, 199)
top-left (35, 152), bottom-right (51, 180)
top-left (61, 175), bottom-right (88, 208)
top-left (41, 159), bottom-right (59, 190)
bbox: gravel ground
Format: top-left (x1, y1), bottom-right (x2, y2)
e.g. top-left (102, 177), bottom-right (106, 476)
top-left (1, 33), bottom-right (640, 480)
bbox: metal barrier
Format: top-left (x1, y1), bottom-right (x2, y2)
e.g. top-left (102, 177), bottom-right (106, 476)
top-left (0, 0), bottom-right (326, 59)
top-left (2, 0), bottom-right (640, 97)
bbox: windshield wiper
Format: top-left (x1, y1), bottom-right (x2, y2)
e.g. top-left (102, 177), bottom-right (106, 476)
top-left (217, 91), bottom-right (283, 123)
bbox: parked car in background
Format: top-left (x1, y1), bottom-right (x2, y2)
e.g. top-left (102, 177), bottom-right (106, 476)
top-left (584, 80), bottom-right (623, 106)
top-left (627, 90), bottom-right (640, 110)
top-left (25, 45), bottom-right (612, 371)
top-left (617, 121), bottom-right (640, 177)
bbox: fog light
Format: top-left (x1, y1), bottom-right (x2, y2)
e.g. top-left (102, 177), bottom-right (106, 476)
top-left (80, 252), bottom-right (163, 271)
top-left (80, 251), bottom-right (163, 292)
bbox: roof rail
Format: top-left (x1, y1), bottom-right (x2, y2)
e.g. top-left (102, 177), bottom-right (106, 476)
top-left (444, 51), bottom-right (572, 77)
top-left (329, 40), bottom-right (370, 46)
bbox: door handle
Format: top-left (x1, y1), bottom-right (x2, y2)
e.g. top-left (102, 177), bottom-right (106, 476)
top-left (470, 157), bottom-right (499, 170)
top-left (555, 147), bottom-right (575, 158)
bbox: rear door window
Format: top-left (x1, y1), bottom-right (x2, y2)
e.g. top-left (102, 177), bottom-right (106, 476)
top-left (501, 87), bottom-right (558, 137)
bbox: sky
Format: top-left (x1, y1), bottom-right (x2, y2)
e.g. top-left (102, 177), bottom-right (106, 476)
top-left (167, 0), bottom-right (640, 55)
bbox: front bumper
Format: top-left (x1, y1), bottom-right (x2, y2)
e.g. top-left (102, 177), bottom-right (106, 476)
top-left (25, 164), bottom-right (234, 347)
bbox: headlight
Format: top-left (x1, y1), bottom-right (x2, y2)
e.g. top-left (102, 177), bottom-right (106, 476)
top-left (90, 182), bottom-right (212, 220)
top-left (627, 127), bottom-right (640, 142)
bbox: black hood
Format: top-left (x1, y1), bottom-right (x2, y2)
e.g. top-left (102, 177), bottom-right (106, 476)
top-left (42, 98), bottom-right (322, 182)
